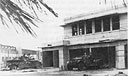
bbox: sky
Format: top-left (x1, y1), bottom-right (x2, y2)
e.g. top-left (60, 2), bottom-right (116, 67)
top-left (0, 0), bottom-right (126, 50)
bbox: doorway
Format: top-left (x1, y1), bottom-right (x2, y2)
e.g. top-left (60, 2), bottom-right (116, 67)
top-left (42, 50), bottom-right (59, 67)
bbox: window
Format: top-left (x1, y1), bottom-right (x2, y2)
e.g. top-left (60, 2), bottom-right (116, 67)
top-left (72, 24), bottom-right (78, 36)
top-left (79, 21), bottom-right (85, 35)
top-left (86, 20), bottom-right (92, 34)
top-left (112, 15), bottom-right (120, 30)
top-left (95, 18), bottom-right (102, 32)
top-left (103, 16), bottom-right (110, 31)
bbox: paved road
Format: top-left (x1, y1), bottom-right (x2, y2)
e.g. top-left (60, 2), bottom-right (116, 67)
top-left (0, 70), bottom-right (103, 76)
top-left (1, 69), bottom-right (128, 76)
top-left (1, 71), bottom-right (86, 76)
top-left (0, 71), bottom-right (96, 76)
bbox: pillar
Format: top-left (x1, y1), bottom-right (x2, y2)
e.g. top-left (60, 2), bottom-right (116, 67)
top-left (116, 45), bottom-right (125, 69)
top-left (59, 46), bottom-right (69, 70)
top-left (59, 48), bottom-right (64, 70)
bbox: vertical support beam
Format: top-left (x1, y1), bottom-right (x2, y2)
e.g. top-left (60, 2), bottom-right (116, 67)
top-left (110, 17), bottom-right (113, 31)
top-left (59, 46), bottom-right (69, 70)
top-left (116, 45), bottom-right (125, 69)
top-left (101, 19), bottom-right (103, 32)
top-left (59, 48), bottom-right (64, 69)
top-left (63, 46), bottom-right (69, 70)
top-left (92, 20), bottom-right (95, 34)
top-left (84, 21), bottom-right (86, 34)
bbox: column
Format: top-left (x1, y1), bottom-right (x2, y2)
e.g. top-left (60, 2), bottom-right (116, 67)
top-left (59, 48), bottom-right (64, 69)
top-left (59, 46), bottom-right (69, 70)
top-left (116, 45), bottom-right (125, 69)
top-left (92, 20), bottom-right (95, 34)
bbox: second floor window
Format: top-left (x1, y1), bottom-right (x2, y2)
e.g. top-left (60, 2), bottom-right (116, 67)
top-left (103, 16), bottom-right (110, 31)
top-left (112, 15), bottom-right (120, 30)
top-left (95, 18), bottom-right (102, 32)
top-left (71, 14), bottom-right (120, 36)
top-left (86, 20), bottom-right (92, 34)
top-left (79, 21), bottom-right (85, 35)
top-left (72, 24), bottom-right (78, 36)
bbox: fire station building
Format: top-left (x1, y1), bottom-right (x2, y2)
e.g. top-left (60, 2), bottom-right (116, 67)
top-left (41, 6), bottom-right (128, 70)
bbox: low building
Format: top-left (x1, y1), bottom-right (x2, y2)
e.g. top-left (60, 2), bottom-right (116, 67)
top-left (41, 6), bottom-right (127, 70)
top-left (0, 44), bottom-right (18, 69)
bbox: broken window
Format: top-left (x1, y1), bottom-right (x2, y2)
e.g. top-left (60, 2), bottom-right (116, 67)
top-left (112, 15), bottom-right (120, 30)
top-left (86, 20), bottom-right (92, 34)
top-left (72, 24), bottom-right (78, 36)
top-left (103, 16), bottom-right (110, 31)
top-left (94, 18), bottom-right (102, 32)
top-left (79, 21), bottom-right (85, 35)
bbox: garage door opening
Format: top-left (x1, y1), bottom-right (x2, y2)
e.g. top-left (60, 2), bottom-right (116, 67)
top-left (91, 46), bottom-right (116, 68)
top-left (42, 50), bottom-right (59, 67)
top-left (69, 46), bottom-right (116, 68)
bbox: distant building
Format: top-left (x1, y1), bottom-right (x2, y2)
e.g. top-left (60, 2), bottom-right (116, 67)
top-left (41, 6), bottom-right (127, 70)
top-left (0, 44), bottom-right (18, 69)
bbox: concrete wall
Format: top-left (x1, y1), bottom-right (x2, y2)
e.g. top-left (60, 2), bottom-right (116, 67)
top-left (64, 24), bottom-right (72, 39)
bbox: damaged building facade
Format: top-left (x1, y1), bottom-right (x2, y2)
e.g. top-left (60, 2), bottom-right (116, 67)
top-left (41, 7), bottom-right (127, 70)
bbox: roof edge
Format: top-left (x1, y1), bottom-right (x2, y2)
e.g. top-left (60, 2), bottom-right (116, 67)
top-left (63, 6), bottom-right (127, 26)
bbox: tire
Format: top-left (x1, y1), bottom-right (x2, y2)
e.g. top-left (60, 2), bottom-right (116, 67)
top-left (67, 64), bottom-right (73, 70)
top-left (78, 62), bottom-right (86, 71)
top-left (9, 65), bottom-right (18, 70)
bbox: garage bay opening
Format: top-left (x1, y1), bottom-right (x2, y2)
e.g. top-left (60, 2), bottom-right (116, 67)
top-left (68, 46), bottom-right (116, 70)
top-left (91, 46), bottom-right (116, 68)
top-left (42, 50), bottom-right (59, 67)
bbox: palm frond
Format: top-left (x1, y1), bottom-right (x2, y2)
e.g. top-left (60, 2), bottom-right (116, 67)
top-left (0, 0), bottom-right (58, 37)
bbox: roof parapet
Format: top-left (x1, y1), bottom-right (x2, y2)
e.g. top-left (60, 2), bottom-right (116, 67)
top-left (63, 6), bottom-right (127, 25)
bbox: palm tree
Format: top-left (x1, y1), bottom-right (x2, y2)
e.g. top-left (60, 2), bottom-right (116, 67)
top-left (0, 0), bottom-right (58, 37)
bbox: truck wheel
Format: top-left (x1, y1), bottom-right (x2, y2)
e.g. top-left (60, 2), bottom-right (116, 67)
top-left (78, 62), bottom-right (86, 71)
top-left (9, 65), bottom-right (18, 70)
top-left (67, 64), bottom-right (73, 70)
